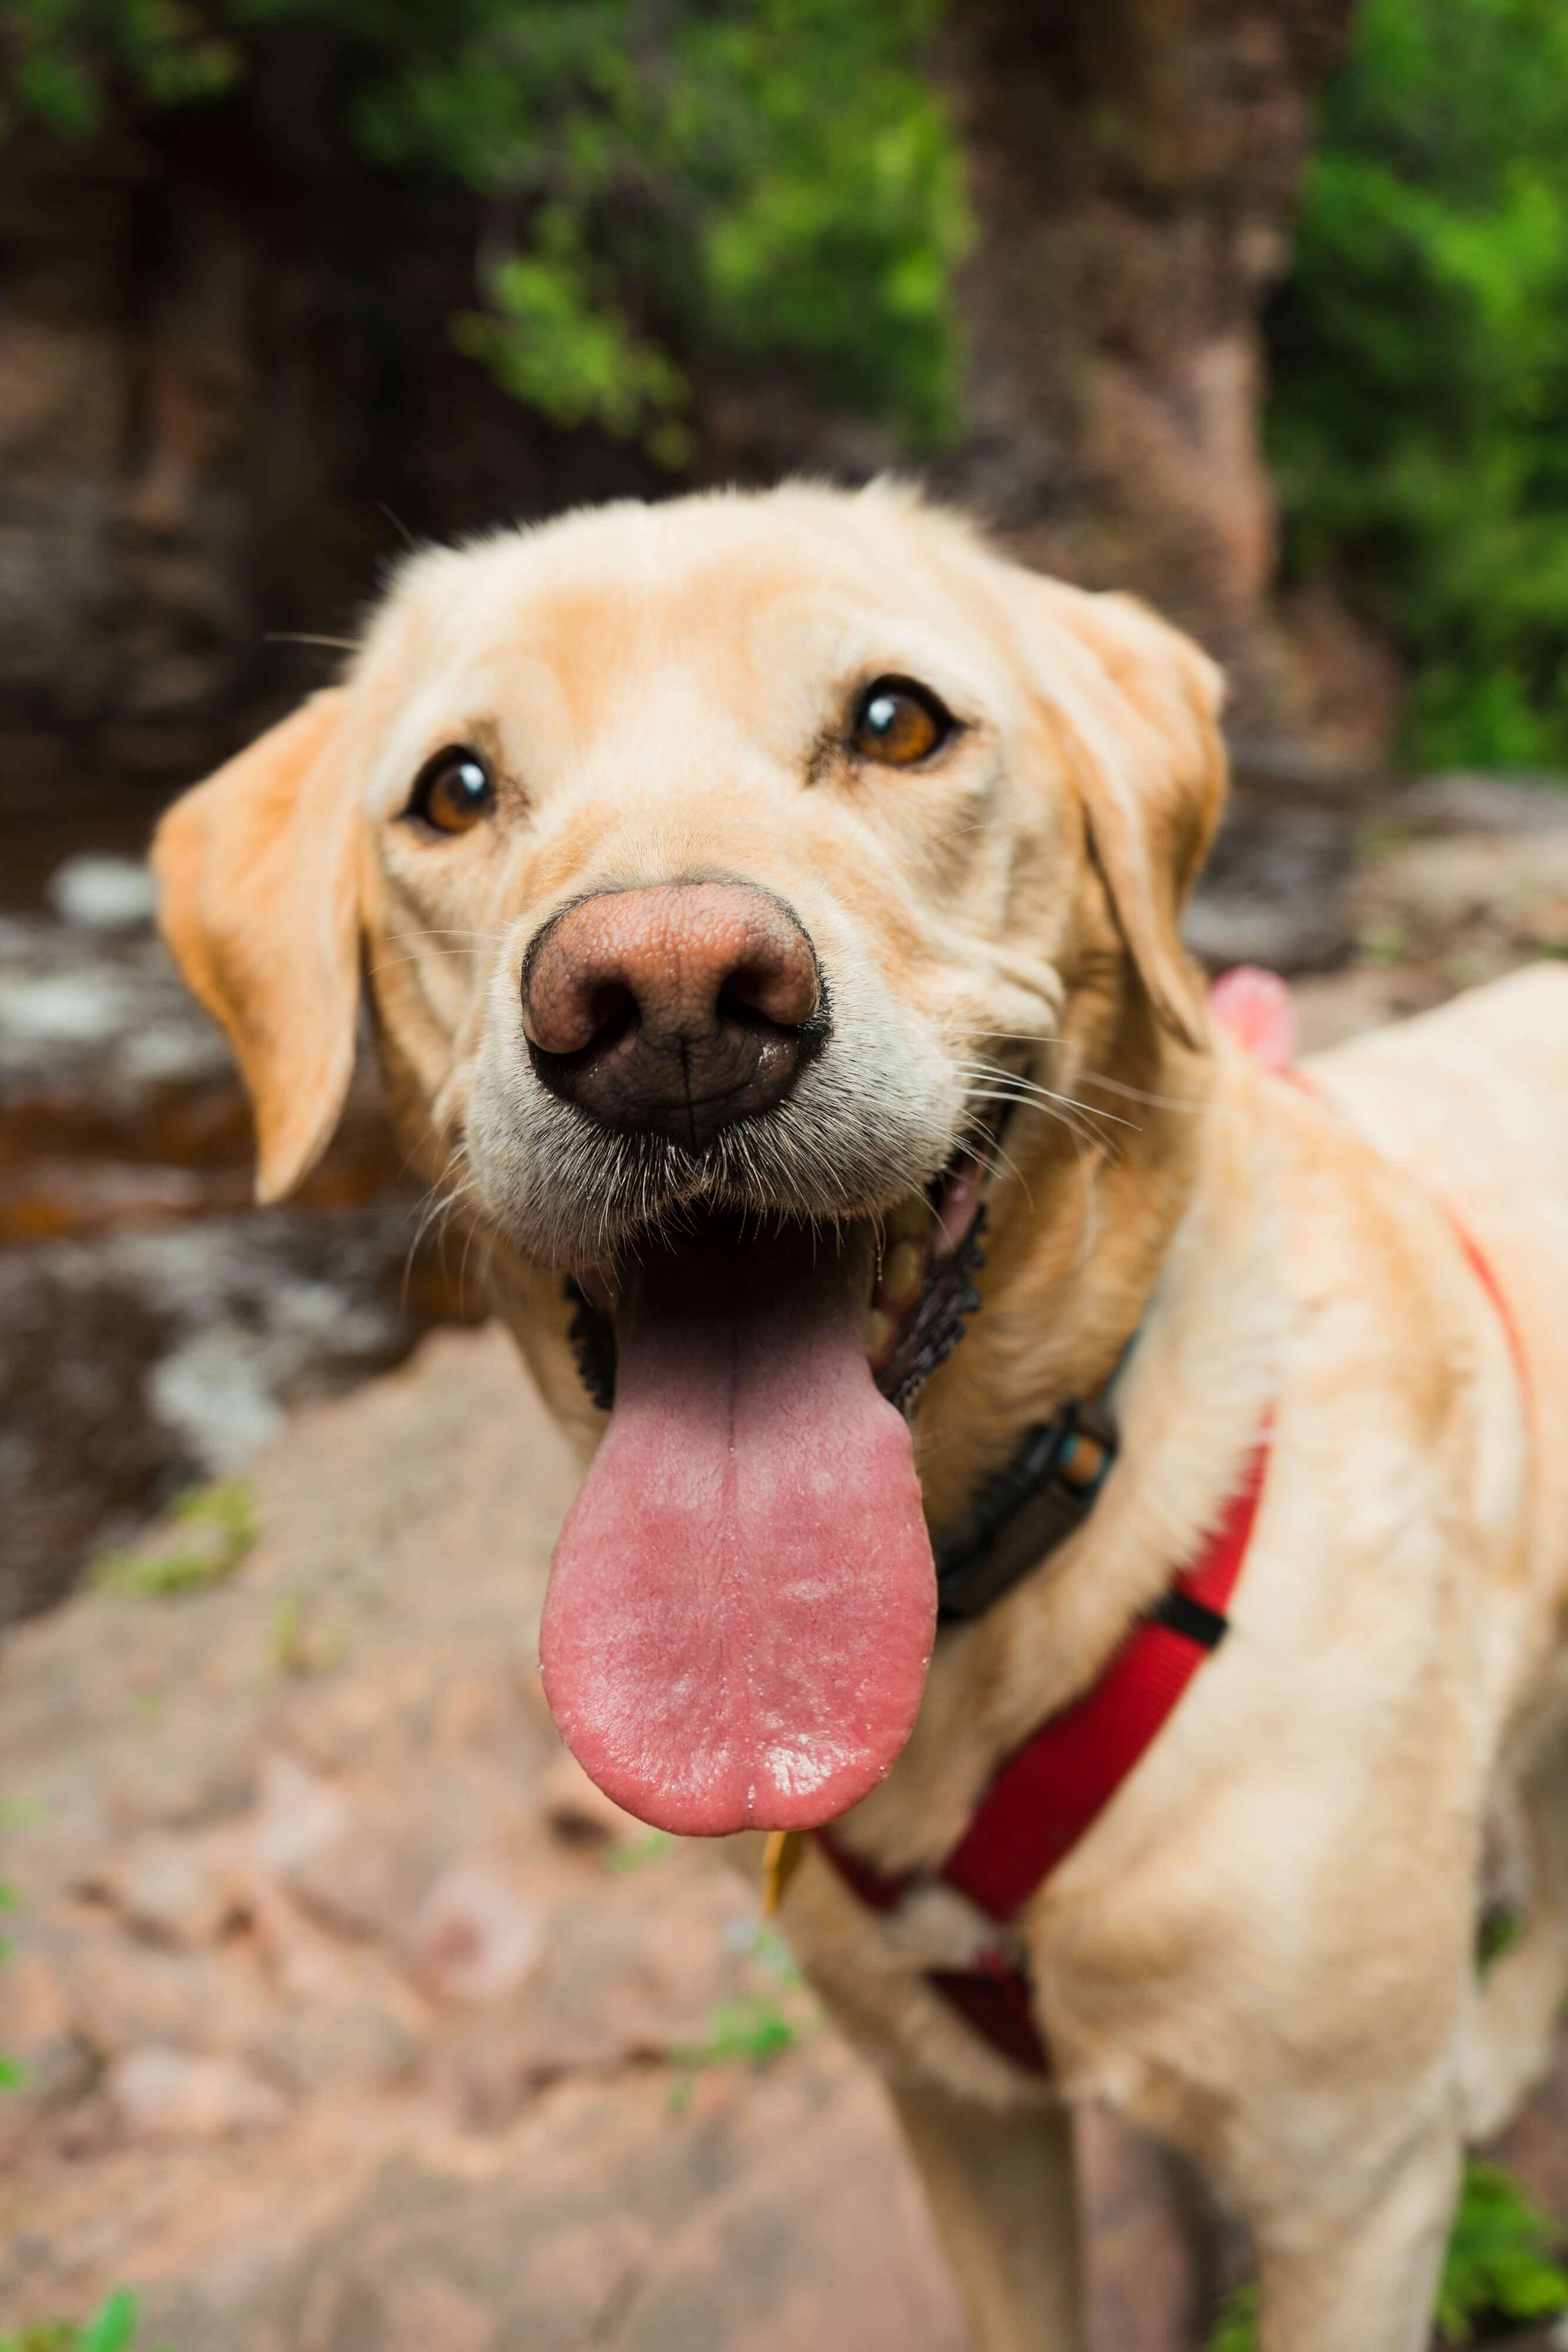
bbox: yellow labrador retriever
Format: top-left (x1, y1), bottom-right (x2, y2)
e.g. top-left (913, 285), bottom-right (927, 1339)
top-left (152, 482), bottom-right (1568, 2351)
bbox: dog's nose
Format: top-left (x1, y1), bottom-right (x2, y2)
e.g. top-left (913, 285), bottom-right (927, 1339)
top-left (522, 882), bottom-right (824, 1148)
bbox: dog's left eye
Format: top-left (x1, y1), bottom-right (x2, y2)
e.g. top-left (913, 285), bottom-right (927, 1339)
top-left (850, 677), bottom-right (954, 767)
top-left (404, 747), bottom-right (496, 836)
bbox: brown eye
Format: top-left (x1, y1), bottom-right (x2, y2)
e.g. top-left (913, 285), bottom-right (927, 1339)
top-left (406, 747), bottom-right (494, 836)
top-left (850, 676), bottom-right (953, 767)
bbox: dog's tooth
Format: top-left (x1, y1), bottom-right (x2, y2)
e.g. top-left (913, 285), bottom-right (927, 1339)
top-left (865, 1308), bottom-right (895, 1362)
top-left (885, 1195), bottom-right (929, 1245)
top-left (880, 1241), bottom-right (924, 1311)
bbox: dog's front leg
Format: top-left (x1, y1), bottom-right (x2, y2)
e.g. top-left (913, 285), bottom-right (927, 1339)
top-left (1249, 2116), bottom-right (1461, 2352)
top-left (888, 2079), bottom-right (1083, 2351)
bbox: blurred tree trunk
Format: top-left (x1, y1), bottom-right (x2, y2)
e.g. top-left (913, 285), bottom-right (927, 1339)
top-left (0, 0), bottom-right (1358, 831)
top-left (934, 0), bottom-right (1357, 739)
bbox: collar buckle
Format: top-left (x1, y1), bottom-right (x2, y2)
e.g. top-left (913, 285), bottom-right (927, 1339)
top-left (934, 1389), bottom-right (1121, 1624)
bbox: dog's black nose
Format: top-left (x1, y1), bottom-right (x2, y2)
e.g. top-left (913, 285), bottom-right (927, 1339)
top-left (521, 882), bottom-right (824, 1150)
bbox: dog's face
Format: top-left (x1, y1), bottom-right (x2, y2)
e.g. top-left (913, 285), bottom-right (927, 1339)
top-left (155, 483), bottom-right (1223, 1839)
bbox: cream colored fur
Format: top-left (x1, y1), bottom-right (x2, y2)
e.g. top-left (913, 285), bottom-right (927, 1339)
top-left (152, 485), bottom-right (1568, 2352)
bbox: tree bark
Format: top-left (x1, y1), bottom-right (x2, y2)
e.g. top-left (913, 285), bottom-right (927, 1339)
top-left (933, 0), bottom-right (1357, 734)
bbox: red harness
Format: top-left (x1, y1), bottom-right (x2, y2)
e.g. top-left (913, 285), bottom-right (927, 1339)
top-left (813, 973), bottom-right (1530, 2078)
top-left (817, 1437), bottom-right (1270, 2074)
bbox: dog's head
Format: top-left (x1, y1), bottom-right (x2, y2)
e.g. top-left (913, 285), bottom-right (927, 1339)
top-left (155, 482), bottom-right (1223, 1836)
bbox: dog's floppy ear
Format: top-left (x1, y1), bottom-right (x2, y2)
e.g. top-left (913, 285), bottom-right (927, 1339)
top-left (152, 689), bottom-right (363, 1203)
top-left (1011, 575), bottom-right (1226, 1050)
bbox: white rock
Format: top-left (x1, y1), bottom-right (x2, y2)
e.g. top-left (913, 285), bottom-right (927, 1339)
top-left (48, 855), bottom-right (159, 932)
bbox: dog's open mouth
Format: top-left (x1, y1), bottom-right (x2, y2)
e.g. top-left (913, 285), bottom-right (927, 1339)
top-left (539, 1140), bottom-right (992, 1836)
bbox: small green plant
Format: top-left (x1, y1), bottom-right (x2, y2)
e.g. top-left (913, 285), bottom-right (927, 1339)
top-left (1437, 2160), bottom-right (1568, 2341)
top-left (0, 1880), bottom-right (22, 2091)
top-left (664, 1992), bottom-right (799, 2113)
top-left (0, 2287), bottom-right (170, 2352)
top-left (747, 1925), bottom-right (802, 1987)
top-left (268, 1593), bottom-right (346, 1676)
top-left (1204, 2283), bottom-right (1259, 2352)
top-left (1202, 2161), bottom-right (1568, 2349)
top-left (1477, 1901), bottom-right (1523, 1975)
top-left (606, 1828), bottom-right (673, 1876)
top-left (674, 1995), bottom-right (797, 2070)
top-left (94, 1482), bottom-right (256, 1598)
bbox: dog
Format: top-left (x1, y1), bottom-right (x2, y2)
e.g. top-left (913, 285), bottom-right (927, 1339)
top-left (152, 481), bottom-right (1568, 2351)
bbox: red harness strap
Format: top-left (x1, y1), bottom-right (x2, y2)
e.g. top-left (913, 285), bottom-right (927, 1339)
top-left (1281, 1057), bottom-right (1532, 1410)
top-left (816, 1436), bottom-right (1271, 2074)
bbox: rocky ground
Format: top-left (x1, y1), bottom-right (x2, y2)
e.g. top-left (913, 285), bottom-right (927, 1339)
top-left (7, 777), bottom-right (1568, 2348)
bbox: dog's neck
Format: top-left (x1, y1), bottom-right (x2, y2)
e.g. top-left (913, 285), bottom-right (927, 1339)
top-left (911, 1005), bottom-right (1215, 1542)
top-left (843, 1033), bottom-right (1284, 1872)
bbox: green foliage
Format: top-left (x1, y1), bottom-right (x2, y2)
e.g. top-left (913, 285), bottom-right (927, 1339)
top-left (673, 1994), bottom-right (796, 2069)
top-left (1476, 1900), bottom-right (1523, 1975)
top-left (0, 2288), bottom-right (168, 2352)
top-left (0, 1881), bottom-right (21, 2091)
top-left (1436, 2161), bottom-right (1568, 2341)
top-left (94, 1480), bottom-right (256, 1598)
top-left (0, 0), bottom-right (968, 456)
top-left (1203, 2283), bottom-right (1258, 2352)
top-left (605, 1827), bottom-right (673, 1876)
top-left (1202, 2162), bottom-right (1568, 2349)
top-left (1268, 0), bottom-right (1568, 769)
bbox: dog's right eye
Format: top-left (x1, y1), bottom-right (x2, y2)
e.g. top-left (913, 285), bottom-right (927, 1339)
top-left (404, 747), bottom-right (495, 836)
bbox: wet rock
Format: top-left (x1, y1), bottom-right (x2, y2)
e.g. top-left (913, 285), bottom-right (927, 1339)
top-left (0, 886), bottom-right (480, 1622)
top-left (47, 854), bottom-right (163, 932)
top-left (1184, 800), bottom-right (1354, 975)
top-left (0, 1208), bottom-right (463, 1624)
top-left (1399, 775), bottom-right (1568, 834)
top-left (0, 908), bottom-right (232, 1145)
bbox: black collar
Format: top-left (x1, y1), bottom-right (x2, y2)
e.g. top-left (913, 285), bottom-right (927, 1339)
top-left (932, 1349), bottom-right (1229, 1651)
top-left (933, 1385), bottom-right (1121, 1623)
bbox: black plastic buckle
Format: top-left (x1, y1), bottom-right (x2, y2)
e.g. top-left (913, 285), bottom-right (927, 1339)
top-left (934, 1402), bottom-right (1119, 1625)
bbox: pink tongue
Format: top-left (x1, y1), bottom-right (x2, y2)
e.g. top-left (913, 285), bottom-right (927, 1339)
top-left (540, 1224), bottom-right (936, 1835)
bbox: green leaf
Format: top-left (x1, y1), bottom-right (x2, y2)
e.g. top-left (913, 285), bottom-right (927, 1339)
top-left (671, 1996), bottom-right (796, 2069)
top-left (94, 1481), bottom-right (257, 1598)
top-left (79, 2290), bottom-right (141, 2352)
top-left (1436, 2160), bottom-right (1568, 2341)
top-left (1204, 2282), bottom-right (1259, 2352)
